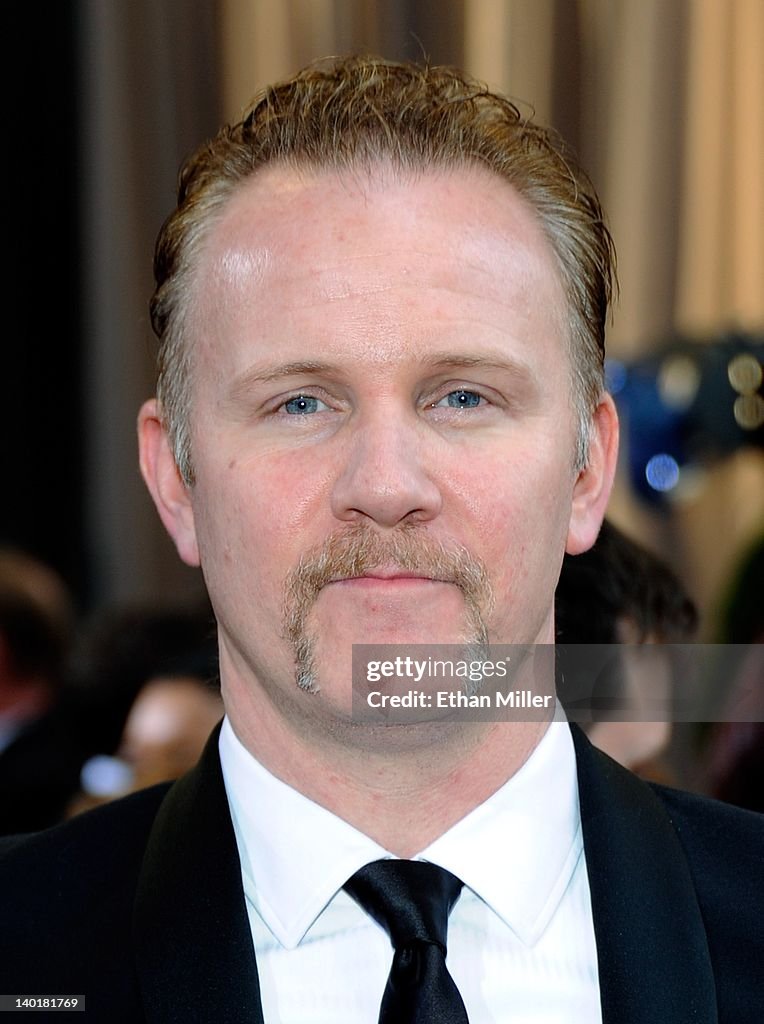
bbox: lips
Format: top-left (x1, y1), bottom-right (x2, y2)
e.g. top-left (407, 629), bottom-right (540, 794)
top-left (329, 570), bottom-right (448, 587)
top-left (360, 569), bottom-right (434, 580)
top-left (327, 564), bottom-right (438, 581)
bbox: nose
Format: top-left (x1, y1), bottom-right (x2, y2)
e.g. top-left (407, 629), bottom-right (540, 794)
top-left (330, 410), bottom-right (443, 528)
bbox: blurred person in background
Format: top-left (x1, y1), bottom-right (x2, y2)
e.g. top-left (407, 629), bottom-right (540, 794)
top-left (0, 548), bottom-right (84, 834)
top-left (119, 674), bottom-right (223, 792)
top-left (555, 518), bottom-right (698, 780)
top-left (67, 603), bottom-right (220, 813)
top-left (70, 602), bottom-right (218, 755)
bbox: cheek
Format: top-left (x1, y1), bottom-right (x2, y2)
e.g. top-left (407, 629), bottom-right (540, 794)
top-left (445, 447), bottom-right (573, 589)
top-left (450, 442), bottom-right (570, 526)
top-left (192, 449), bottom-right (333, 586)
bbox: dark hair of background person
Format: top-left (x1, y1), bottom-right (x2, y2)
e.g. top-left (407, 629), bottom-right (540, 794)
top-left (555, 518), bottom-right (699, 645)
top-left (554, 520), bottom-right (699, 784)
top-left (67, 606), bottom-right (223, 817)
top-left (0, 549), bottom-right (79, 835)
top-left (70, 603), bottom-right (220, 760)
top-left (0, 549), bottom-right (75, 686)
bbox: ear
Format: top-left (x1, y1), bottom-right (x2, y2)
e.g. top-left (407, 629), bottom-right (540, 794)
top-left (565, 393), bottom-right (619, 555)
top-left (138, 399), bottom-right (200, 566)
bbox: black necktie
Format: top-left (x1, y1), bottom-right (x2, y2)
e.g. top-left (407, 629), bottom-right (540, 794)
top-left (345, 859), bottom-right (469, 1023)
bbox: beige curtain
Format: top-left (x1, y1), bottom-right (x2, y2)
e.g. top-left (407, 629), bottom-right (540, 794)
top-left (220, 0), bottom-right (764, 340)
top-left (217, 0), bottom-right (763, 627)
top-left (677, 0), bottom-right (764, 335)
top-left (80, 0), bottom-right (221, 607)
top-left (670, 0), bottom-right (764, 621)
top-left (221, 0), bottom-right (468, 115)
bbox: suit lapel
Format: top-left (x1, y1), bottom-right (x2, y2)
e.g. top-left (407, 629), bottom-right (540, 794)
top-left (133, 724), bottom-right (265, 1023)
top-left (571, 725), bottom-right (718, 1024)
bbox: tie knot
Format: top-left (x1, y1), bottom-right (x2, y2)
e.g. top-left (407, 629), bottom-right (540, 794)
top-left (345, 859), bottom-right (463, 953)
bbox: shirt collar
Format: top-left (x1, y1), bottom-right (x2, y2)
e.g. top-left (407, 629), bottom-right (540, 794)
top-left (421, 719), bottom-right (583, 945)
top-left (219, 715), bottom-right (581, 950)
top-left (220, 717), bottom-right (389, 949)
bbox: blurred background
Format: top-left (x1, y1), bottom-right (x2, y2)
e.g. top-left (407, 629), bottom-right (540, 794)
top-left (2, 0), bottom-right (762, 824)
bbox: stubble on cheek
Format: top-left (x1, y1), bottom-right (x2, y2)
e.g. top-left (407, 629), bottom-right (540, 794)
top-left (281, 522), bottom-right (494, 692)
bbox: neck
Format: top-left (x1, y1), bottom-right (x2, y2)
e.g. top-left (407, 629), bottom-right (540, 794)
top-left (225, 685), bottom-right (550, 857)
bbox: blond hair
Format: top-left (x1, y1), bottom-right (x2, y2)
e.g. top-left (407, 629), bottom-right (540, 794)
top-left (151, 55), bottom-right (615, 483)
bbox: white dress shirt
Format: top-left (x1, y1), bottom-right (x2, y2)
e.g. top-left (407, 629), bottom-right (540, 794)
top-left (220, 716), bottom-right (601, 1023)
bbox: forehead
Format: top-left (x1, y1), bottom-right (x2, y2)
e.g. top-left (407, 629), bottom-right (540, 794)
top-left (190, 162), bottom-right (568, 372)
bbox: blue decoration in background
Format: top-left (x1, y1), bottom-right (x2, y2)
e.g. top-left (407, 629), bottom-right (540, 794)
top-left (645, 454), bottom-right (680, 492)
top-left (608, 332), bottom-right (763, 507)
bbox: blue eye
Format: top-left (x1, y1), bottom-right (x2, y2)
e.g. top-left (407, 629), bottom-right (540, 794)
top-left (283, 395), bottom-right (324, 415)
top-left (435, 390), bottom-right (482, 409)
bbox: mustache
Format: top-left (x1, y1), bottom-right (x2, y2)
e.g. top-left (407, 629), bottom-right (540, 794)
top-left (283, 522), bottom-right (493, 638)
top-left (281, 523), bottom-right (493, 692)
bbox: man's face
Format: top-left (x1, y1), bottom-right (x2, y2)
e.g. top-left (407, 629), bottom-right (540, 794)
top-left (141, 164), bottom-right (616, 735)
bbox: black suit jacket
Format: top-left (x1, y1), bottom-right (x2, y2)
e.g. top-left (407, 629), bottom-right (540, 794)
top-left (1, 725), bottom-right (762, 1023)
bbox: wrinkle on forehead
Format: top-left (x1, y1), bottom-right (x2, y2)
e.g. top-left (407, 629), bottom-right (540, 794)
top-left (205, 234), bottom-right (558, 325)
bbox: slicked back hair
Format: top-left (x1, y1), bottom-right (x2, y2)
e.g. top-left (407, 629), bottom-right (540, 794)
top-left (150, 55), bottom-right (615, 484)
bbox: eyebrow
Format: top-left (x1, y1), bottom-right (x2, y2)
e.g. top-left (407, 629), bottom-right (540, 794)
top-left (422, 352), bottom-right (535, 382)
top-left (228, 351), bottom-right (536, 402)
top-left (228, 361), bottom-right (339, 403)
